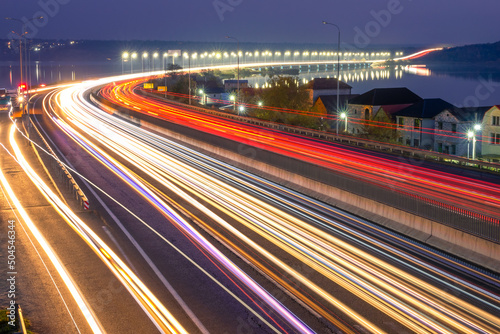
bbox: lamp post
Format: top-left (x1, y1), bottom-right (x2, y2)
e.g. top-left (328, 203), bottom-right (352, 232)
top-left (188, 54), bottom-right (192, 105)
top-left (226, 36), bottom-right (240, 112)
top-left (162, 53), bottom-right (168, 97)
top-left (199, 89), bottom-right (206, 105)
top-left (470, 124), bottom-right (481, 160)
top-left (192, 53), bottom-right (197, 68)
top-left (9, 30), bottom-right (27, 91)
top-left (153, 52), bottom-right (158, 71)
top-left (122, 52), bottom-right (129, 74)
top-left (230, 95), bottom-right (236, 111)
top-left (322, 21), bottom-right (341, 135)
top-left (467, 131), bottom-right (473, 159)
top-left (6, 16), bottom-right (43, 129)
top-left (131, 52), bottom-right (137, 73)
top-left (172, 52), bottom-right (178, 66)
top-left (340, 111), bottom-right (348, 132)
top-left (142, 52), bottom-right (148, 72)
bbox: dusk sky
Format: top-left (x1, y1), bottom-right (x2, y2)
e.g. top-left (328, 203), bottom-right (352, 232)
top-left (2, 0), bottom-right (499, 47)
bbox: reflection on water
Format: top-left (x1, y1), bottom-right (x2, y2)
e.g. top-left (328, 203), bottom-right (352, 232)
top-left (0, 61), bottom-right (431, 90)
top-left (0, 61), bottom-right (119, 89)
top-left (245, 64), bottom-right (430, 89)
top-left (0, 60), bottom-right (498, 107)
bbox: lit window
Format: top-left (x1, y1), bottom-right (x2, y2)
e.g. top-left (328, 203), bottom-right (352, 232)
top-left (414, 119), bottom-right (421, 129)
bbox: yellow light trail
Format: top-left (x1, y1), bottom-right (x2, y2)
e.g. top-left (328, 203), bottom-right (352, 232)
top-left (41, 75), bottom-right (500, 333)
top-left (9, 123), bottom-right (188, 334)
top-left (0, 129), bottom-right (104, 334)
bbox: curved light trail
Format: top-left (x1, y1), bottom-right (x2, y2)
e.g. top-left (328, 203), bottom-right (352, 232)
top-left (47, 84), bottom-right (315, 333)
top-left (100, 80), bottom-right (500, 224)
top-left (31, 72), bottom-right (500, 333)
top-left (0, 131), bottom-right (105, 334)
top-left (9, 121), bottom-right (188, 334)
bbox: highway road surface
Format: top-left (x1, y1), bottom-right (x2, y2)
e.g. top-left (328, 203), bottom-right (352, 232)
top-left (4, 72), bottom-right (496, 333)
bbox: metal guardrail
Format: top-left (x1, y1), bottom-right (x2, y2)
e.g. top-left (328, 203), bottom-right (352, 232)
top-left (138, 90), bottom-right (500, 174)
top-left (92, 92), bottom-right (500, 244)
top-left (29, 117), bottom-right (90, 211)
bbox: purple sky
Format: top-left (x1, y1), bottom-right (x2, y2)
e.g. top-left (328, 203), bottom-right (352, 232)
top-left (2, 0), bottom-right (499, 47)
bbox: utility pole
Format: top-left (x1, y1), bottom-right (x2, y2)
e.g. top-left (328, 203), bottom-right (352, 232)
top-left (6, 16), bottom-right (43, 134)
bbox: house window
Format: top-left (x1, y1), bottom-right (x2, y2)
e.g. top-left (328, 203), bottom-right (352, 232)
top-left (413, 139), bottom-right (419, 147)
top-left (437, 143), bottom-right (443, 153)
top-left (398, 137), bottom-right (403, 143)
top-left (398, 118), bottom-right (404, 128)
top-left (492, 133), bottom-right (500, 145)
top-left (364, 108), bottom-right (370, 120)
top-left (414, 119), bottom-right (421, 129)
top-left (451, 124), bottom-right (457, 133)
top-left (406, 139), bottom-right (411, 146)
top-left (437, 122), bottom-right (443, 130)
top-left (451, 145), bottom-right (456, 155)
top-left (493, 116), bottom-right (500, 126)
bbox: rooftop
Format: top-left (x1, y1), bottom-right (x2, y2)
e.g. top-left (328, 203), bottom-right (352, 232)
top-left (394, 98), bottom-right (457, 118)
top-left (349, 87), bottom-right (422, 106)
top-left (308, 78), bottom-right (352, 90)
top-left (317, 94), bottom-right (359, 112)
top-left (455, 106), bottom-right (492, 122)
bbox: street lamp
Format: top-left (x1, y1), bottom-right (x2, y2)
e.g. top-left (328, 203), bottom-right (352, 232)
top-left (238, 105), bottom-right (245, 115)
top-left (284, 51), bottom-right (290, 65)
top-left (163, 52), bottom-right (168, 72)
top-left (6, 16), bottom-right (43, 131)
top-left (323, 20), bottom-right (341, 135)
top-left (131, 52), bottom-right (137, 73)
top-left (467, 131), bottom-right (473, 159)
top-left (229, 95), bottom-right (236, 111)
top-left (153, 52), bottom-right (158, 71)
top-left (187, 53), bottom-right (192, 105)
top-left (122, 52), bottom-right (129, 74)
top-left (470, 124), bottom-right (481, 160)
top-left (226, 36), bottom-right (240, 111)
top-left (142, 52), bottom-right (148, 72)
top-left (199, 89), bottom-right (206, 105)
top-left (340, 111), bottom-right (348, 132)
top-left (172, 52), bottom-right (178, 66)
top-left (192, 52), bottom-right (198, 67)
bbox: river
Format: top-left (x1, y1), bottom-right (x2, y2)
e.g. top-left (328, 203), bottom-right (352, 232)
top-left (1, 60), bottom-right (499, 108)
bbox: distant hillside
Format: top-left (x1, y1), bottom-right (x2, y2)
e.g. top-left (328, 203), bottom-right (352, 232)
top-left (418, 41), bottom-right (500, 65)
top-left (1, 38), bottom-right (424, 63)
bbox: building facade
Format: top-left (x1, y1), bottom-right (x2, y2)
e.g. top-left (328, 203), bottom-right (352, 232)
top-left (349, 87), bottom-right (422, 135)
top-left (395, 99), bottom-right (457, 150)
top-left (307, 78), bottom-right (352, 104)
top-left (433, 106), bottom-right (489, 157)
top-left (481, 105), bottom-right (500, 161)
